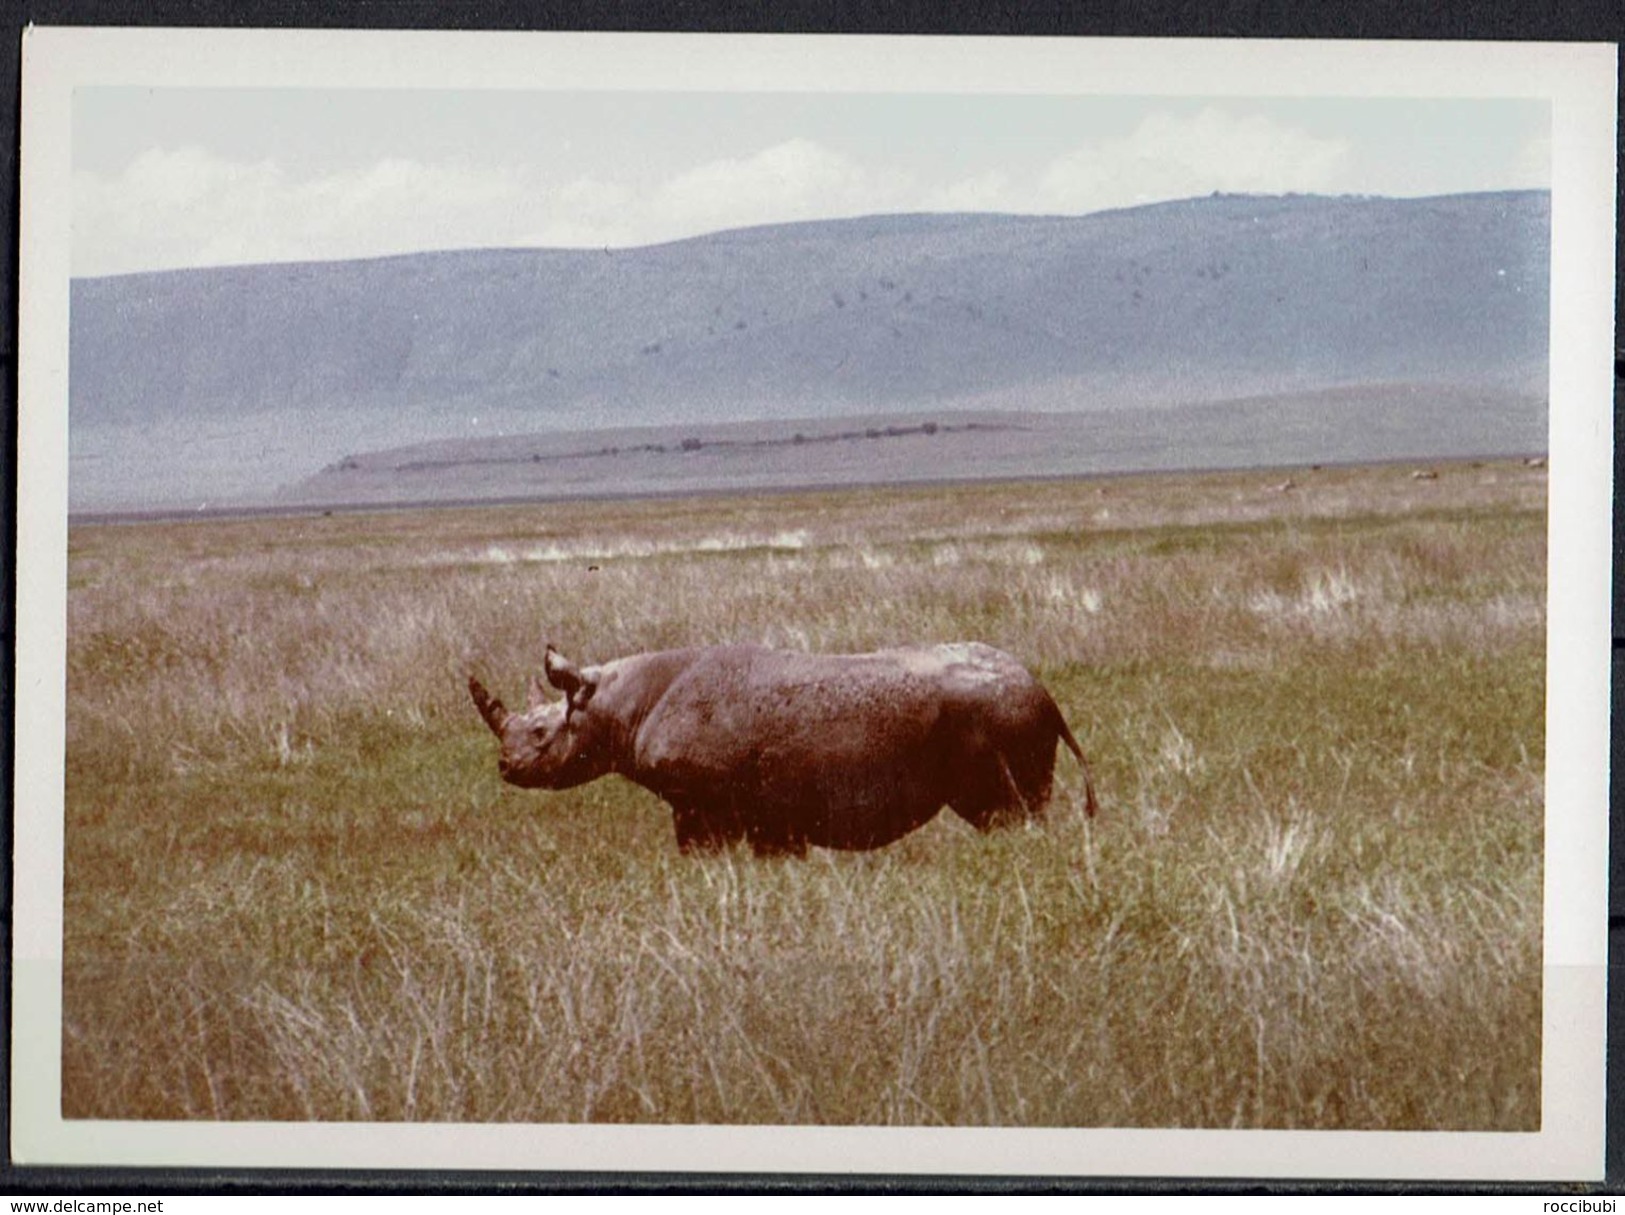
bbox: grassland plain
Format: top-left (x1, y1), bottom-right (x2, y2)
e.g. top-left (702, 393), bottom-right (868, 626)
top-left (62, 461), bottom-right (1546, 1128)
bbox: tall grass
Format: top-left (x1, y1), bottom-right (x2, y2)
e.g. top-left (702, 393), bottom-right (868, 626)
top-left (62, 461), bottom-right (1545, 1127)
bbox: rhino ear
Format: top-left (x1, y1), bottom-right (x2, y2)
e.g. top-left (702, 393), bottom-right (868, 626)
top-left (545, 645), bottom-right (598, 712)
top-left (543, 645), bottom-right (579, 693)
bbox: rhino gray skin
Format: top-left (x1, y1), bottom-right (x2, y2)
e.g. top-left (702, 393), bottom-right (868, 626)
top-left (469, 642), bottom-right (1098, 857)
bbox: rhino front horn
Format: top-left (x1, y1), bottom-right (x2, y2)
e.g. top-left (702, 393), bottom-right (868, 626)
top-left (468, 675), bottom-right (509, 735)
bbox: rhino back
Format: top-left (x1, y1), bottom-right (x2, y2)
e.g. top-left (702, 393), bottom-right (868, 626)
top-left (629, 647), bottom-right (949, 789)
top-left (621, 643), bottom-right (1072, 850)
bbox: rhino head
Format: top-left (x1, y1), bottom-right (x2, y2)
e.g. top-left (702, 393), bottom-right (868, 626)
top-left (469, 646), bottom-right (609, 789)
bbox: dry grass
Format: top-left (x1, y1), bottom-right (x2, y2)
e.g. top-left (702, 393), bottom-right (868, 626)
top-left (63, 460), bottom-right (1545, 1127)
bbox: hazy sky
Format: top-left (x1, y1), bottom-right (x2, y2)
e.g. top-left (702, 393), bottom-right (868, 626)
top-left (72, 90), bottom-right (1550, 278)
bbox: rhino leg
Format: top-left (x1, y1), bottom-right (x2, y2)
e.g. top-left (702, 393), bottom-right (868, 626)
top-left (1011, 749), bottom-right (1057, 816)
top-left (745, 818), bottom-right (809, 860)
top-left (671, 801), bottom-right (745, 854)
top-left (950, 745), bottom-right (1057, 832)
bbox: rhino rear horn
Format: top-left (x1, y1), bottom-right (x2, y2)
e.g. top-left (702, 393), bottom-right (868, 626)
top-left (544, 645), bottom-right (598, 710)
top-left (468, 675), bottom-right (509, 735)
top-left (526, 674), bottom-right (550, 711)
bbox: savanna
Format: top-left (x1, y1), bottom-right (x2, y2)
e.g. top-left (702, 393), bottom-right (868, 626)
top-left (62, 461), bottom-right (1545, 1128)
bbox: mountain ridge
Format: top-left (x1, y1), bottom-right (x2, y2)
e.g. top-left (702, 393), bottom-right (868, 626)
top-left (68, 190), bottom-right (1549, 511)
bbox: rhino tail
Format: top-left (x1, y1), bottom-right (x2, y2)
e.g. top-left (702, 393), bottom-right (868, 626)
top-left (1049, 699), bottom-right (1099, 818)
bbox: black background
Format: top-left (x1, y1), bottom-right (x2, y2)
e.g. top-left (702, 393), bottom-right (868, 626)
top-left (2, 0), bottom-right (1621, 1197)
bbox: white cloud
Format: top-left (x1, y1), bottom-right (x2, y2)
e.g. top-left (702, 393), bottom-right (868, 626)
top-left (75, 147), bottom-right (544, 276)
top-left (74, 138), bottom-right (919, 276)
top-left (73, 117), bottom-right (1355, 276)
top-left (1036, 108), bottom-right (1352, 213)
top-left (922, 169), bottom-right (1014, 212)
top-left (652, 138), bottom-right (909, 235)
top-left (526, 176), bottom-right (637, 246)
top-left (528, 140), bottom-right (912, 250)
top-left (75, 148), bottom-right (283, 275)
top-left (915, 107), bottom-right (1354, 219)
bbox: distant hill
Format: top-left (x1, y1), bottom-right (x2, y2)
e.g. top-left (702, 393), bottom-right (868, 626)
top-left (68, 191), bottom-right (1549, 511)
top-left (277, 386), bottom-right (1545, 511)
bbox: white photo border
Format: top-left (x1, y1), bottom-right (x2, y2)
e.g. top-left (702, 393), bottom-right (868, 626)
top-left (14, 27), bottom-right (1616, 1180)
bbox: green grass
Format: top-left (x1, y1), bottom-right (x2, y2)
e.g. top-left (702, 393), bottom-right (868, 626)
top-left (62, 460), bottom-right (1545, 1126)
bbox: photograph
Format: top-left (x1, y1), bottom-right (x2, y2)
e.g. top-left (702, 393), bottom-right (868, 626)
top-left (13, 28), bottom-right (1614, 1180)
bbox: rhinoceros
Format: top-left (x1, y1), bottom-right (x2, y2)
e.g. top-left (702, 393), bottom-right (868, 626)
top-left (468, 642), bottom-right (1097, 857)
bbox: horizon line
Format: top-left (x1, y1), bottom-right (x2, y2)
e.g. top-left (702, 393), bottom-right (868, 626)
top-left (72, 185), bottom-right (1550, 283)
